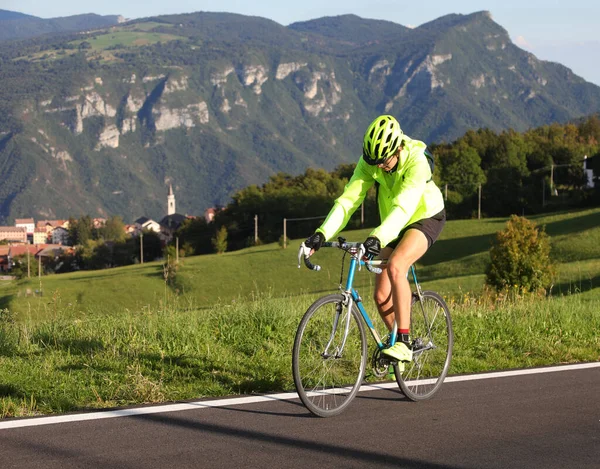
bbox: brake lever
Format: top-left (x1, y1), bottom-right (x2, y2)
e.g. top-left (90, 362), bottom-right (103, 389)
top-left (297, 243), bottom-right (311, 268)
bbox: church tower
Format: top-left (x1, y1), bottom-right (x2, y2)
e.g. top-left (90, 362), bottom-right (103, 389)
top-left (167, 184), bottom-right (176, 215)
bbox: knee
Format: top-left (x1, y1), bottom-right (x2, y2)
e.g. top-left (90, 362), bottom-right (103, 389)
top-left (387, 259), bottom-right (409, 283)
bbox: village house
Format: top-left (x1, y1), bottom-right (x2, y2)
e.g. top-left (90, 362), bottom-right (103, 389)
top-left (51, 226), bottom-right (70, 245)
top-left (15, 218), bottom-right (35, 235)
top-left (159, 213), bottom-right (188, 242)
top-left (133, 217), bottom-right (161, 234)
top-left (0, 246), bottom-right (9, 272)
top-left (36, 220), bottom-right (70, 233)
top-left (124, 224), bottom-right (137, 236)
top-left (0, 226), bottom-right (27, 243)
top-left (92, 218), bottom-right (107, 228)
top-left (204, 208), bottom-right (216, 223)
top-left (33, 227), bottom-right (48, 244)
top-left (1, 243), bottom-right (73, 273)
top-left (36, 220), bottom-right (70, 245)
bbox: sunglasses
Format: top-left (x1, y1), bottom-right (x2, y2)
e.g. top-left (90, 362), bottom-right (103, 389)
top-left (362, 149), bottom-right (398, 166)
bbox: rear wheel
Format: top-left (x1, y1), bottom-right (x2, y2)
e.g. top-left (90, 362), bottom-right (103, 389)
top-left (292, 294), bottom-right (367, 417)
top-left (395, 291), bottom-right (453, 401)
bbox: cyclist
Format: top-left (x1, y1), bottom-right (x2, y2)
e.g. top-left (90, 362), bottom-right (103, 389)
top-left (304, 115), bottom-right (446, 367)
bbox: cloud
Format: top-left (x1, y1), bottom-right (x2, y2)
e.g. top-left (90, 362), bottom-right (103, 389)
top-left (514, 35), bottom-right (533, 49)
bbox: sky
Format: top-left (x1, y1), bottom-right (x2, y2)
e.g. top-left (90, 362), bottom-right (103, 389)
top-left (3, 0), bottom-right (600, 85)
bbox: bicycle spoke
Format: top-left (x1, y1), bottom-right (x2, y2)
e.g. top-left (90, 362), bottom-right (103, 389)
top-left (292, 294), bottom-right (367, 417)
top-left (397, 292), bottom-right (453, 401)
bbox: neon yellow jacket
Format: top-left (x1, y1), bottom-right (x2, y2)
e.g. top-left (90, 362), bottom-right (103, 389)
top-left (316, 136), bottom-right (445, 247)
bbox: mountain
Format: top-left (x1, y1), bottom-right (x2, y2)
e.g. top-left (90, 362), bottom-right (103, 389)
top-left (0, 9), bottom-right (124, 42)
top-left (0, 10), bottom-right (599, 223)
top-left (0, 10), bottom-right (38, 21)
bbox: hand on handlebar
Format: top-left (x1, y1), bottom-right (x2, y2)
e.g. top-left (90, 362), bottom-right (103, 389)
top-left (304, 232), bottom-right (325, 256)
top-left (298, 242), bottom-right (321, 271)
top-left (362, 236), bottom-right (380, 260)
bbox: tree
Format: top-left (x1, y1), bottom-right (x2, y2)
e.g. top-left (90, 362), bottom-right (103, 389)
top-left (140, 230), bottom-right (163, 262)
top-left (440, 142), bottom-right (487, 196)
top-left (99, 216), bottom-right (126, 242)
top-left (10, 253), bottom-right (39, 279)
top-left (68, 215), bottom-right (93, 246)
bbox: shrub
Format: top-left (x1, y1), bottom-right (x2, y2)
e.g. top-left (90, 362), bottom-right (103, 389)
top-left (278, 234), bottom-right (289, 249)
top-left (212, 226), bottom-right (228, 254)
top-left (486, 215), bottom-right (554, 294)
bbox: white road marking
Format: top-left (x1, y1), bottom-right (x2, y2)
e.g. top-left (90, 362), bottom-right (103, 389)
top-left (1, 362), bottom-right (598, 430)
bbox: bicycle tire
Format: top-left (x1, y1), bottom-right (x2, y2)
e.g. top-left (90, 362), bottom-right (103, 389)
top-left (395, 291), bottom-right (453, 401)
top-left (292, 294), bottom-right (367, 417)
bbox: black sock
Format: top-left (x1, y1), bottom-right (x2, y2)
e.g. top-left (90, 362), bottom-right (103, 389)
top-left (397, 330), bottom-right (411, 346)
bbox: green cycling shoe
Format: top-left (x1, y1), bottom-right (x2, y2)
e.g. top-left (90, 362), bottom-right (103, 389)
top-left (386, 361), bottom-right (404, 380)
top-left (382, 341), bottom-right (413, 363)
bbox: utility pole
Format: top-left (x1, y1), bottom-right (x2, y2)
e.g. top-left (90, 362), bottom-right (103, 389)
top-left (176, 236), bottom-right (179, 264)
top-left (254, 214), bottom-right (258, 244)
top-left (27, 249), bottom-right (30, 278)
top-left (140, 232), bottom-right (144, 264)
top-left (445, 184), bottom-right (448, 201)
top-left (38, 254), bottom-right (42, 279)
top-left (478, 184), bottom-right (482, 220)
top-left (283, 218), bottom-right (287, 249)
top-left (542, 179), bottom-right (545, 207)
top-left (361, 203), bottom-right (364, 227)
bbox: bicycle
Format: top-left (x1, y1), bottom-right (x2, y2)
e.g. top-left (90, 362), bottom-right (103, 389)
top-left (293, 238), bottom-right (453, 417)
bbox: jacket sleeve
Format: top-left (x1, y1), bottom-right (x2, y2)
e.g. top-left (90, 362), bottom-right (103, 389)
top-left (370, 155), bottom-right (430, 247)
top-left (317, 160), bottom-right (374, 241)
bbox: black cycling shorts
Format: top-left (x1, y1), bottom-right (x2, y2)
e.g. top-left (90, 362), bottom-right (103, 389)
top-left (386, 209), bottom-right (446, 250)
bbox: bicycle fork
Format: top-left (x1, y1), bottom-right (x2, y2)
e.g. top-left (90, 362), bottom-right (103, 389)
top-left (322, 293), bottom-right (354, 359)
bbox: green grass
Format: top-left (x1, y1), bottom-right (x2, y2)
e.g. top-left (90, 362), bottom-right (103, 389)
top-left (4, 208), bottom-right (598, 318)
top-left (73, 31), bottom-right (184, 51)
top-left (0, 289), bottom-right (598, 418)
top-left (15, 25), bottom-right (184, 63)
top-left (0, 208), bottom-right (598, 417)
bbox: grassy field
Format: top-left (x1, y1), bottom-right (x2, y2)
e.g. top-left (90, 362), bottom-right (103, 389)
top-left (16, 22), bottom-right (184, 63)
top-left (73, 31), bottom-right (184, 51)
top-left (0, 208), bottom-right (599, 417)
top-left (2, 207), bottom-right (598, 319)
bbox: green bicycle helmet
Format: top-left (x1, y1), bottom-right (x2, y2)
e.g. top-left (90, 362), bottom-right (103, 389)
top-left (362, 115), bottom-right (403, 165)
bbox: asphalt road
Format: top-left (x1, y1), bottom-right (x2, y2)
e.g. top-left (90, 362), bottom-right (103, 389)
top-left (1, 364), bottom-right (599, 469)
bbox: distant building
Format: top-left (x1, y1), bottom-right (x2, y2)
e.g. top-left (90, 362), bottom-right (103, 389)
top-left (0, 226), bottom-right (27, 243)
top-left (3, 244), bottom-right (70, 272)
top-left (160, 185), bottom-right (188, 241)
top-left (15, 218), bottom-right (34, 235)
top-left (33, 227), bottom-right (48, 244)
top-left (51, 226), bottom-right (70, 245)
top-left (159, 213), bottom-right (187, 241)
top-left (92, 218), bottom-right (107, 228)
top-left (167, 184), bottom-right (176, 215)
top-left (124, 224), bottom-right (137, 236)
top-left (36, 220), bottom-right (69, 230)
top-left (0, 246), bottom-right (9, 272)
top-left (133, 183), bottom-right (194, 241)
top-left (134, 217), bottom-right (161, 234)
top-left (204, 208), bottom-right (216, 223)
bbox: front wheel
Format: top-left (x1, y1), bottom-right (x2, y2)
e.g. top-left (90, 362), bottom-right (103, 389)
top-left (292, 294), bottom-right (367, 417)
top-left (395, 291), bottom-right (453, 401)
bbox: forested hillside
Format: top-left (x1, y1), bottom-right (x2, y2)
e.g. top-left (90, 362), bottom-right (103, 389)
top-left (0, 11), bottom-right (599, 223)
top-left (0, 9), bottom-right (123, 41)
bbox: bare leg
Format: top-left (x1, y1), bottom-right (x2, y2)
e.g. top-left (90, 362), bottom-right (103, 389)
top-left (374, 246), bottom-right (395, 331)
top-left (386, 230), bottom-right (429, 332)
